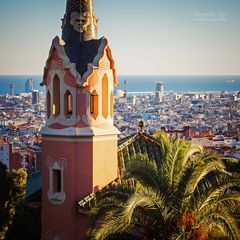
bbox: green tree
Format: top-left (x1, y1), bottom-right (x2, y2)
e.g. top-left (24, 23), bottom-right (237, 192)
top-left (92, 134), bottom-right (240, 240)
top-left (5, 199), bottom-right (41, 240)
top-left (0, 163), bottom-right (27, 239)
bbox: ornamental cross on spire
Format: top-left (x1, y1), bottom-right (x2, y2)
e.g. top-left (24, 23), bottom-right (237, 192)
top-left (62, 0), bottom-right (99, 43)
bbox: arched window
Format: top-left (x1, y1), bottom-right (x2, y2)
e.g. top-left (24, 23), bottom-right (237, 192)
top-left (102, 74), bottom-right (108, 118)
top-left (47, 91), bottom-right (51, 118)
top-left (53, 75), bottom-right (60, 117)
top-left (90, 90), bottom-right (98, 119)
top-left (64, 90), bottom-right (73, 117)
top-left (110, 91), bottom-right (113, 118)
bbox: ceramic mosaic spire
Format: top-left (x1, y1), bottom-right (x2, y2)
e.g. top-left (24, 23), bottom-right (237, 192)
top-left (62, 0), bottom-right (98, 43)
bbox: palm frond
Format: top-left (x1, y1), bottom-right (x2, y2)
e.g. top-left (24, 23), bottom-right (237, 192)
top-left (125, 158), bottom-right (168, 193)
top-left (94, 190), bottom-right (166, 240)
top-left (181, 141), bottom-right (202, 169)
top-left (191, 172), bottom-right (240, 212)
top-left (96, 185), bottom-right (134, 204)
top-left (198, 207), bottom-right (240, 240)
top-left (93, 214), bottom-right (133, 240)
top-left (185, 151), bottom-right (226, 197)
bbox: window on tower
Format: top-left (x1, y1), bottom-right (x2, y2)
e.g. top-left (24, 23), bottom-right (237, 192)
top-left (90, 90), bottom-right (98, 119)
top-left (102, 74), bottom-right (109, 118)
top-left (110, 90), bottom-right (113, 118)
top-left (47, 158), bottom-right (66, 204)
top-left (47, 91), bottom-right (51, 118)
top-left (53, 75), bottom-right (60, 117)
top-left (53, 169), bottom-right (62, 193)
top-left (64, 90), bottom-right (73, 117)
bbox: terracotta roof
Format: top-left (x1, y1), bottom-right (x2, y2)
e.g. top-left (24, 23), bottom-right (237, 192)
top-left (0, 140), bottom-right (10, 145)
top-left (117, 132), bottom-right (162, 179)
top-left (16, 123), bottom-right (31, 129)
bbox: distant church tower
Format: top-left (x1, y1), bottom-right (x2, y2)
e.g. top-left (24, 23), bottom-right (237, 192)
top-left (40, 0), bottom-right (119, 239)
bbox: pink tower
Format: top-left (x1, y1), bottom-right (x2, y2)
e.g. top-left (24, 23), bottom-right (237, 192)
top-left (40, 0), bottom-right (119, 239)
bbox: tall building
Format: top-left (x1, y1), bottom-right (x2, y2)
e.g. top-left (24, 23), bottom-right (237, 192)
top-left (40, 0), bottom-right (119, 239)
top-left (32, 90), bottom-right (39, 105)
top-left (25, 78), bottom-right (34, 93)
top-left (9, 83), bottom-right (15, 96)
top-left (155, 81), bottom-right (164, 102)
top-left (124, 79), bottom-right (128, 98)
top-left (0, 137), bottom-right (13, 170)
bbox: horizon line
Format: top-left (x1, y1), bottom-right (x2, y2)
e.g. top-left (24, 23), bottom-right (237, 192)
top-left (1, 74), bottom-right (240, 77)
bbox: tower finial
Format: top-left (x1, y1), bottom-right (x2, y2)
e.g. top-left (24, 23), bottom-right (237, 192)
top-left (62, 0), bottom-right (98, 43)
top-left (138, 119), bottom-right (145, 133)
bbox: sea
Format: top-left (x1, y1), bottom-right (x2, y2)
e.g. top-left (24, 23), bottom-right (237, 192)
top-left (0, 75), bottom-right (240, 95)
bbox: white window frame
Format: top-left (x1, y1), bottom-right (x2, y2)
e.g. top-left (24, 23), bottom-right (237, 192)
top-left (46, 157), bottom-right (67, 205)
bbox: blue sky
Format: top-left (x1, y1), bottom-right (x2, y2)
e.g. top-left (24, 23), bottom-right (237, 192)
top-left (0, 0), bottom-right (239, 75)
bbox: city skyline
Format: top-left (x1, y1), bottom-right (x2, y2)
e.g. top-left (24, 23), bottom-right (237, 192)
top-left (0, 0), bottom-right (239, 75)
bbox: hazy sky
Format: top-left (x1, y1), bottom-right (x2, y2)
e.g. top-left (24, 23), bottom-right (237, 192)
top-left (0, 0), bottom-right (239, 75)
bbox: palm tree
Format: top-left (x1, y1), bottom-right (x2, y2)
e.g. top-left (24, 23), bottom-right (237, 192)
top-left (91, 133), bottom-right (240, 240)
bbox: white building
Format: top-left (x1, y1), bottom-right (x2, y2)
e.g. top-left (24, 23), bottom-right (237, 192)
top-left (0, 140), bottom-right (12, 169)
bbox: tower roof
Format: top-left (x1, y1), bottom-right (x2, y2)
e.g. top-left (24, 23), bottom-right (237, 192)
top-left (64, 37), bottom-right (101, 76)
top-left (62, 0), bottom-right (98, 43)
top-left (59, 0), bottom-right (104, 77)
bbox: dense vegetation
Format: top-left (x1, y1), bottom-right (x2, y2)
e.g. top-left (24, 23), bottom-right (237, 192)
top-left (91, 134), bottom-right (240, 240)
top-left (0, 163), bottom-right (27, 239)
top-left (5, 192), bottom-right (41, 240)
